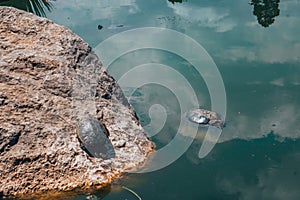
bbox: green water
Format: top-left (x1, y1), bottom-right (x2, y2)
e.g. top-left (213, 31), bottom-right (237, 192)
top-left (2, 0), bottom-right (300, 199)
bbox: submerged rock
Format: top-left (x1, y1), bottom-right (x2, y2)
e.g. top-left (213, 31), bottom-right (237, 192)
top-left (0, 6), bottom-right (153, 198)
top-left (186, 109), bottom-right (225, 129)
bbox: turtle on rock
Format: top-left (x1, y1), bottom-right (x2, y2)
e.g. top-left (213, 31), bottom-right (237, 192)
top-left (77, 117), bottom-right (115, 159)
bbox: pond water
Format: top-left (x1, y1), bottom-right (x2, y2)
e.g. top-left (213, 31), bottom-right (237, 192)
top-left (2, 0), bottom-right (300, 199)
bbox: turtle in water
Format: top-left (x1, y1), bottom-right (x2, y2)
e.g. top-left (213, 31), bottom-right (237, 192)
top-left (186, 109), bottom-right (225, 129)
top-left (77, 117), bottom-right (115, 159)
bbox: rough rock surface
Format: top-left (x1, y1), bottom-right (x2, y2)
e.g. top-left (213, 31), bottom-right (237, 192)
top-left (0, 6), bottom-right (153, 198)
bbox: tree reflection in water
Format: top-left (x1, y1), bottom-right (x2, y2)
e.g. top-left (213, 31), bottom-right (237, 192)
top-left (250, 0), bottom-right (280, 27)
top-left (168, 0), bottom-right (186, 4)
top-left (0, 0), bottom-right (52, 17)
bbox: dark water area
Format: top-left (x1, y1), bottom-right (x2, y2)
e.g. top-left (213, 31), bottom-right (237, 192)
top-left (1, 0), bottom-right (300, 199)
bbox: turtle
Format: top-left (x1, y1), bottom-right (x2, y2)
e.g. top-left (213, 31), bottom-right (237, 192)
top-left (186, 109), bottom-right (225, 129)
top-left (77, 117), bottom-right (115, 159)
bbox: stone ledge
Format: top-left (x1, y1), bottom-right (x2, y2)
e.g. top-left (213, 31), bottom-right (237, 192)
top-left (0, 6), bottom-right (154, 198)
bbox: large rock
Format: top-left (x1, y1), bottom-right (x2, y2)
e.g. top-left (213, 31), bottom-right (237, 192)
top-left (0, 6), bottom-right (153, 198)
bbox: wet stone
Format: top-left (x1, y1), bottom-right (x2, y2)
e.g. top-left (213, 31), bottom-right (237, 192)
top-left (186, 109), bottom-right (225, 129)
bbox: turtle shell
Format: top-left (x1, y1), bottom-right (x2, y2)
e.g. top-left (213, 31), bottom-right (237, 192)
top-left (186, 109), bottom-right (224, 129)
top-left (77, 117), bottom-right (115, 159)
